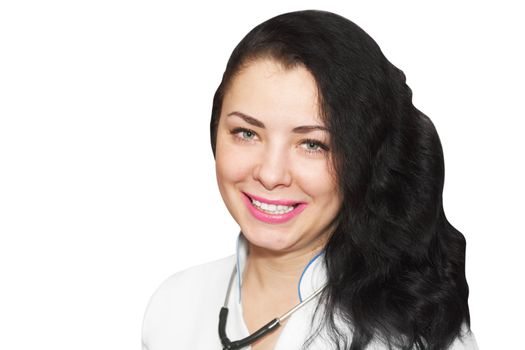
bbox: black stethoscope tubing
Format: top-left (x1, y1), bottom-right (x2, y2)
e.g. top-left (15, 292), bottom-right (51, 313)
top-left (218, 263), bottom-right (326, 350)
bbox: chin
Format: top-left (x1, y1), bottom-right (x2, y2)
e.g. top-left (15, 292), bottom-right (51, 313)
top-left (241, 225), bottom-right (297, 253)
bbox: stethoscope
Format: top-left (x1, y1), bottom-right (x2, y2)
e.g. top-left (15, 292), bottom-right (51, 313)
top-left (218, 263), bottom-right (326, 350)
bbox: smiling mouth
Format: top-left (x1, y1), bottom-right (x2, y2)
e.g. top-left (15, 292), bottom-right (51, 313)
top-left (243, 193), bottom-right (300, 215)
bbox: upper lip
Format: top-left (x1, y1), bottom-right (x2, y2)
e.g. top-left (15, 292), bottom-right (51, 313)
top-left (243, 192), bottom-right (304, 206)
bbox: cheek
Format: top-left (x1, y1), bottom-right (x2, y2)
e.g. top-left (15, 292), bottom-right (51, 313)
top-left (293, 160), bottom-right (339, 199)
top-left (215, 142), bottom-right (254, 186)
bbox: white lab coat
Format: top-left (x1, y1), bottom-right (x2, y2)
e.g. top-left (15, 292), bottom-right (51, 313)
top-left (142, 233), bottom-right (478, 350)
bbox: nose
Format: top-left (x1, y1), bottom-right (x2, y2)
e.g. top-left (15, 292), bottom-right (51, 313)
top-left (252, 145), bottom-right (292, 190)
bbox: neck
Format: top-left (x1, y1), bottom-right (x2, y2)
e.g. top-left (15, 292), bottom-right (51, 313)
top-left (242, 240), bottom-right (325, 301)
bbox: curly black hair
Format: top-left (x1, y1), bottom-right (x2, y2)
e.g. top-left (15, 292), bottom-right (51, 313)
top-left (210, 10), bottom-right (470, 350)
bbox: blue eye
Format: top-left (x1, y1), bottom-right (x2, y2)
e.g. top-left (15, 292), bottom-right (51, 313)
top-left (301, 139), bottom-right (329, 154)
top-left (241, 130), bottom-right (255, 139)
top-left (231, 127), bottom-right (258, 141)
top-left (305, 141), bottom-right (320, 151)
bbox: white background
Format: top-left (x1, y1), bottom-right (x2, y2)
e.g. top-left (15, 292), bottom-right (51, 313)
top-left (1, 1), bottom-right (523, 349)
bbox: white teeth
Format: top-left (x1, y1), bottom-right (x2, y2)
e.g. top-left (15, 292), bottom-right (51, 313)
top-left (251, 199), bottom-right (294, 214)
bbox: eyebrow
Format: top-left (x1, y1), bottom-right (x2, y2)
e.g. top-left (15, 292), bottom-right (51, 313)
top-left (226, 111), bottom-right (329, 133)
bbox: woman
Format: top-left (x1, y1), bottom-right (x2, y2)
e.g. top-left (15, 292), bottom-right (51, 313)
top-left (142, 10), bottom-right (478, 350)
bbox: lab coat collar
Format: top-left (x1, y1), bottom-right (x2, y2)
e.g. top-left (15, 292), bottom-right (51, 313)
top-left (235, 232), bottom-right (328, 303)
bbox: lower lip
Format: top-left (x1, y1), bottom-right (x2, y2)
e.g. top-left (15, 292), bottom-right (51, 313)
top-left (241, 193), bottom-right (307, 224)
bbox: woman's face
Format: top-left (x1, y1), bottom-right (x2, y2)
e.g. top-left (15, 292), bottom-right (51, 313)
top-left (215, 58), bottom-right (342, 254)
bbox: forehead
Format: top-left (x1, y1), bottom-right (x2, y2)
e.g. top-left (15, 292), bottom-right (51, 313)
top-left (222, 59), bottom-right (323, 126)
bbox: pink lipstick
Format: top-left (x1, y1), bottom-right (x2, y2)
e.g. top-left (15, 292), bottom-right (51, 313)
top-left (241, 192), bottom-right (307, 224)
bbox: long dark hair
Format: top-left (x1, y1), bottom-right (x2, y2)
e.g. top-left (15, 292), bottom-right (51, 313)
top-left (210, 10), bottom-right (470, 350)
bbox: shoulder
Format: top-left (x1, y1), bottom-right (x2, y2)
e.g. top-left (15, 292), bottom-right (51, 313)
top-left (143, 254), bottom-right (235, 314)
top-left (142, 255), bottom-right (236, 350)
top-left (447, 325), bottom-right (479, 350)
top-left (365, 324), bottom-right (479, 350)
top-left (148, 255), bottom-right (235, 300)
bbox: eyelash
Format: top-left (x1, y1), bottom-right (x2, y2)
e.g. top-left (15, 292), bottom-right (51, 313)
top-left (229, 127), bottom-right (329, 155)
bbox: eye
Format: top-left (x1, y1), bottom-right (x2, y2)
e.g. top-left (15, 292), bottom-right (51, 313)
top-left (300, 139), bottom-right (329, 154)
top-left (230, 127), bottom-right (258, 142)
